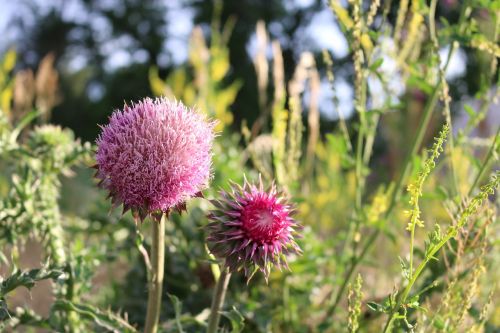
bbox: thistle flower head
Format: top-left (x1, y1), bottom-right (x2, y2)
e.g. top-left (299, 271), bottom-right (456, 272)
top-left (95, 97), bottom-right (215, 221)
top-left (206, 177), bottom-right (301, 281)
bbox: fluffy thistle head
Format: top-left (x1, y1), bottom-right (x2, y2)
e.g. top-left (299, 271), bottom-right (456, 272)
top-left (95, 97), bottom-right (215, 221)
top-left (206, 177), bottom-right (302, 281)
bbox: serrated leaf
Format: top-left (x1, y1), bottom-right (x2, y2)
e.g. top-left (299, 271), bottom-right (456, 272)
top-left (0, 266), bottom-right (63, 297)
top-left (52, 300), bottom-right (137, 333)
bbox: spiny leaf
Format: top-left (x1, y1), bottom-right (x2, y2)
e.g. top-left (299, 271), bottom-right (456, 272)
top-left (52, 300), bottom-right (137, 333)
top-left (0, 266), bottom-right (63, 297)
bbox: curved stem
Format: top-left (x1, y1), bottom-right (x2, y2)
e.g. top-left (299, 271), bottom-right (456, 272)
top-left (207, 266), bottom-right (231, 333)
top-left (144, 214), bottom-right (166, 333)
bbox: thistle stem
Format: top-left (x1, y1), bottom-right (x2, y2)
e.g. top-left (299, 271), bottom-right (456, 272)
top-left (207, 266), bottom-right (231, 333)
top-left (144, 214), bottom-right (166, 333)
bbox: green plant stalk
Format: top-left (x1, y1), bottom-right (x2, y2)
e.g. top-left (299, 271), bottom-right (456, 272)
top-left (42, 177), bottom-right (81, 332)
top-left (355, 118), bottom-right (366, 213)
top-left (207, 266), bottom-right (231, 333)
top-left (341, 68), bottom-right (370, 304)
top-left (429, 0), bottom-right (460, 198)
top-left (363, 114), bottom-right (380, 165)
top-left (458, 3), bottom-right (495, 142)
top-left (383, 185), bottom-right (498, 331)
top-left (329, 78), bottom-right (439, 317)
top-left (382, 170), bottom-right (499, 332)
top-left (351, 68), bottom-right (369, 250)
top-left (327, 37), bottom-right (461, 318)
top-left (327, 2), bottom-right (470, 304)
top-left (144, 214), bottom-right (166, 333)
top-left (329, 77), bottom-right (370, 321)
top-left (428, 0), bottom-right (438, 48)
top-left (408, 226), bottom-right (416, 279)
top-left (407, 125), bottom-right (451, 281)
top-left (322, 50), bottom-right (353, 153)
top-left (468, 128), bottom-right (500, 198)
top-left (339, 68), bottom-right (381, 281)
top-left (442, 102), bottom-right (459, 197)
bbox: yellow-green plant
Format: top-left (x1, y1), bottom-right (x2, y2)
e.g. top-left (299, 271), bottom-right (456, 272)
top-left (149, 1), bottom-right (240, 132)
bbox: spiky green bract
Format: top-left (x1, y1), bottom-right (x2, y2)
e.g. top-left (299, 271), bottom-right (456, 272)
top-left (206, 178), bottom-right (302, 282)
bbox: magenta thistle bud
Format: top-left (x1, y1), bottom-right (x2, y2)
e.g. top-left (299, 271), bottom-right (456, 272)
top-left (95, 97), bottom-right (215, 221)
top-left (206, 177), bottom-right (302, 281)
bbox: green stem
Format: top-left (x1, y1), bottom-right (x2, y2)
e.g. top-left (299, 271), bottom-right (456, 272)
top-left (363, 114), bottom-right (380, 165)
top-left (350, 65), bottom-right (369, 265)
top-left (468, 128), bottom-right (500, 197)
top-left (382, 174), bottom-right (499, 332)
top-left (355, 120), bottom-right (365, 213)
top-left (327, 0), bottom-right (474, 320)
top-left (144, 214), bottom-right (166, 333)
top-left (207, 266), bottom-right (231, 333)
top-left (328, 79), bottom-right (438, 317)
top-left (327, 35), bottom-right (460, 320)
top-left (429, 0), bottom-right (460, 198)
top-left (408, 226), bottom-right (415, 279)
top-left (383, 228), bottom-right (464, 333)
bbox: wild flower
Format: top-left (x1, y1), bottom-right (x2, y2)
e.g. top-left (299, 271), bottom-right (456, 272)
top-left (95, 97), bottom-right (215, 221)
top-left (206, 177), bottom-right (301, 281)
top-left (347, 274), bottom-right (363, 333)
top-left (406, 122), bottom-right (450, 231)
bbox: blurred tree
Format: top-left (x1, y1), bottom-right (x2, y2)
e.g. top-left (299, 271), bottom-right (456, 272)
top-left (4, 0), bottom-right (498, 145)
top-left (6, 0), bottom-right (330, 140)
top-left (10, 0), bottom-right (168, 140)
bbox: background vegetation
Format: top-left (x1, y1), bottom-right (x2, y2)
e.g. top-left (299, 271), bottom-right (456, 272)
top-left (0, 0), bottom-right (499, 332)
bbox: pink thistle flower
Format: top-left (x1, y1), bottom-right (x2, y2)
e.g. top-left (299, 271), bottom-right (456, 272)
top-left (95, 97), bottom-right (215, 221)
top-left (206, 177), bottom-right (302, 281)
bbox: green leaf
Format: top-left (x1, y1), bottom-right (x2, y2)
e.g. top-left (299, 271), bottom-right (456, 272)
top-left (369, 58), bottom-right (384, 71)
top-left (221, 306), bottom-right (244, 333)
top-left (407, 75), bottom-right (433, 95)
top-left (398, 256), bottom-right (410, 281)
top-left (10, 110), bottom-right (39, 142)
top-left (0, 266), bottom-right (63, 297)
top-left (168, 294), bottom-right (185, 333)
top-left (367, 302), bottom-right (385, 313)
top-left (463, 104), bottom-right (476, 117)
top-left (433, 315), bottom-right (445, 329)
top-left (52, 300), bottom-right (137, 333)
